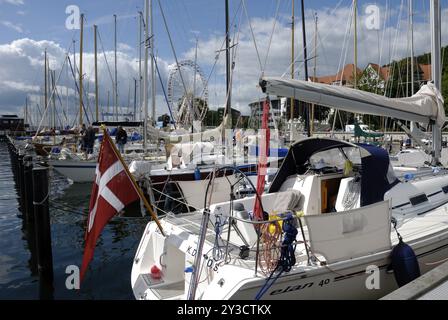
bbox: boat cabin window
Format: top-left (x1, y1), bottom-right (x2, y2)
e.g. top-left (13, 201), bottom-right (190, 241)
top-left (442, 185), bottom-right (448, 194)
top-left (308, 146), bottom-right (361, 173)
top-left (409, 194), bottom-right (428, 206)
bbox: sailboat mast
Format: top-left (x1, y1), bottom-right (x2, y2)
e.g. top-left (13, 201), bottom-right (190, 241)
top-left (311, 12), bottom-right (317, 135)
top-left (143, 0), bottom-right (149, 151)
top-left (409, 0), bottom-right (415, 136)
top-left (150, 0), bottom-right (156, 125)
top-left (94, 24), bottom-right (99, 123)
top-left (225, 0), bottom-right (232, 127)
top-left (25, 97), bottom-right (28, 127)
top-left (353, 0), bottom-right (358, 90)
top-left (290, 0), bottom-right (295, 128)
top-left (430, 0), bottom-right (441, 165)
top-left (52, 70), bottom-right (56, 143)
top-left (410, 0), bottom-right (414, 94)
top-left (191, 39), bottom-right (198, 132)
top-left (114, 14), bottom-right (118, 121)
top-left (138, 11), bottom-right (143, 121)
top-left (300, 0), bottom-right (310, 137)
top-left (44, 49), bottom-right (48, 118)
top-left (134, 78), bottom-right (137, 121)
top-left (79, 13), bottom-right (84, 127)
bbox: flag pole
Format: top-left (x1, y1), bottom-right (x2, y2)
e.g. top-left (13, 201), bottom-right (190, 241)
top-left (101, 126), bottom-right (165, 236)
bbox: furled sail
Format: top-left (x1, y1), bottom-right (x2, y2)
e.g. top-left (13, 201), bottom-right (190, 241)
top-left (260, 77), bottom-right (445, 126)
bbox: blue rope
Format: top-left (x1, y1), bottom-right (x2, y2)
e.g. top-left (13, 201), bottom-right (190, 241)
top-left (213, 214), bottom-right (225, 261)
top-left (255, 213), bottom-right (298, 300)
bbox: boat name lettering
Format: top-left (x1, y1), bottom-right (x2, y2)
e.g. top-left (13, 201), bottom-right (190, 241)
top-left (270, 282), bottom-right (314, 295)
top-left (186, 246), bottom-right (222, 272)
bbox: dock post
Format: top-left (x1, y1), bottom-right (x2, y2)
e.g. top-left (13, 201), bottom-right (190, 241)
top-left (23, 155), bottom-right (34, 223)
top-left (24, 155), bottom-right (38, 275)
top-left (32, 166), bottom-right (54, 299)
top-left (17, 154), bottom-right (25, 213)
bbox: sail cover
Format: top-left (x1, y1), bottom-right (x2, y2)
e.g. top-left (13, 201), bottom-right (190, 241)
top-left (260, 77), bottom-right (445, 126)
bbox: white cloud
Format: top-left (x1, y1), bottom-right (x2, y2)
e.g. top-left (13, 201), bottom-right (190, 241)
top-left (0, 20), bottom-right (23, 33)
top-left (0, 3), bottom-right (447, 124)
top-left (0, 0), bottom-right (24, 5)
top-left (0, 38), bottom-right (173, 123)
top-left (182, 5), bottom-right (448, 116)
top-left (117, 42), bottom-right (134, 53)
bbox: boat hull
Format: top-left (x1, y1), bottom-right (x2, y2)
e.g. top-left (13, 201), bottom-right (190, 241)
top-left (131, 220), bottom-right (448, 300)
top-left (49, 160), bottom-right (96, 183)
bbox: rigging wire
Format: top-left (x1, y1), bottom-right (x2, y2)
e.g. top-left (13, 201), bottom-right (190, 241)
top-left (241, 0), bottom-right (263, 73)
top-left (97, 28), bottom-right (116, 95)
top-left (157, 0), bottom-right (198, 125)
top-left (281, 0), bottom-right (346, 78)
top-left (262, 0), bottom-right (282, 73)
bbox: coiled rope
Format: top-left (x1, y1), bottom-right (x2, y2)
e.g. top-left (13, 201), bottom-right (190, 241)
top-left (255, 213), bottom-right (298, 300)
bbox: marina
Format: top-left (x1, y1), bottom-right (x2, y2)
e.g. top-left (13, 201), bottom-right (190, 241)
top-left (1, 0), bottom-right (448, 304)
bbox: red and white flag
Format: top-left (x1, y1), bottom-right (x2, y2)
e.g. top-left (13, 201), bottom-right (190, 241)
top-left (253, 98), bottom-right (270, 221)
top-left (80, 130), bottom-right (139, 282)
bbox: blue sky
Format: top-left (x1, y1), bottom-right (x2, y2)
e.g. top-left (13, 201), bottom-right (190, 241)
top-left (0, 0), bottom-right (436, 56)
top-left (0, 0), bottom-right (447, 122)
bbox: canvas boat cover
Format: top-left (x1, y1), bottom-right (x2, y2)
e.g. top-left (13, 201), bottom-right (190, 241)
top-left (260, 77), bottom-right (445, 126)
top-left (268, 138), bottom-right (399, 207)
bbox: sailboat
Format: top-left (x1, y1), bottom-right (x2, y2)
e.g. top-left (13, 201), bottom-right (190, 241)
top-left (130, 0), bottom-right (448, 300)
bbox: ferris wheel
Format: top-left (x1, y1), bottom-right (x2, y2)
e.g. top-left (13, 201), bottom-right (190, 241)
top-left (167, 60), bottom-right (208, 127)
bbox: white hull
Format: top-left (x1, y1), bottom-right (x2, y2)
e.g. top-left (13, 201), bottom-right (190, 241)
top-left (131, 201), bottom-right (448, 300)
top-left (131, 138), bottom-right (448, 300)
top-left (49, 160), bottom-right (96, 183)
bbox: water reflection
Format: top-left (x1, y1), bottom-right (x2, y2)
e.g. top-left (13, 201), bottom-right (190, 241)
top-left (0, 142), bottom-right (148, 299)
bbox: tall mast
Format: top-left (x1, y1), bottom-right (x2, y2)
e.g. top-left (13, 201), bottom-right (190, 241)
top-left (430, 0), bottom-right (441, 165)
top-left (300, 0), bottom-right (310, 137)
top-left (192, 38), bottom-right (198, 133)
top-left (25, 97), bottom-right (28, 127)
top-left (311, 12), bottom-right (318, 135)
top-left (114, 14), bottom-right (118, 121)
top-left (44, 49), bottom-right (48, 119)
top-left (94, 24), bottom-right (99, 123)
top-left (66, 53), bottom-right (69, 125)
top-left (225, 0), bottom-right (232, 128)
top-left (150, 0), bottom-right (156, 125)
top-left (409, 0), bottom-right (414, 95)
top-left (79, 13), bottom-right (84, 127)
top-left (52, 70), bottom-right (56, 143)
top-left (143, 0), bottom-right (149, 151)
top-left (138, 11), bottom-right (143, 121)
top-left (290, 0), bottom-right (295, 129)
top-left (353, 0), bottom-right (358, 90)
top-left (47, 59), bottom-right (51, 129)
top-left (134, 78), bottom-right (137, 120)
top-left (409, 0), bottom-right (415, 137)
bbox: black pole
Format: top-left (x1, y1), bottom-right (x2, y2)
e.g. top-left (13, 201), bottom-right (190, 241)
top-left (17, 154), bottom-right (25, 215)
top-left (24, 155), bottom-right (38, 275)
top-left (23, 155), bottom-right (34, 224)
top-left (132, 78), bottom-right (137, 121)
top-left (32, 166), bottom-right (54, 299)
top-left (300, 0), bottom-right (311, 137)
top-left (225, 0), bottom-right (232, 127)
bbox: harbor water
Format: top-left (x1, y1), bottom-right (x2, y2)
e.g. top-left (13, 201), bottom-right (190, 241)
top-left (0, 141), bottom-right (147, 299)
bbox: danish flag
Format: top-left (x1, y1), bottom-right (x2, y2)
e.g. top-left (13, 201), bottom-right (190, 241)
top-left (80, 130), bottom-right (139, 282)
top-left (253, 98), bottom-right (270, 221)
